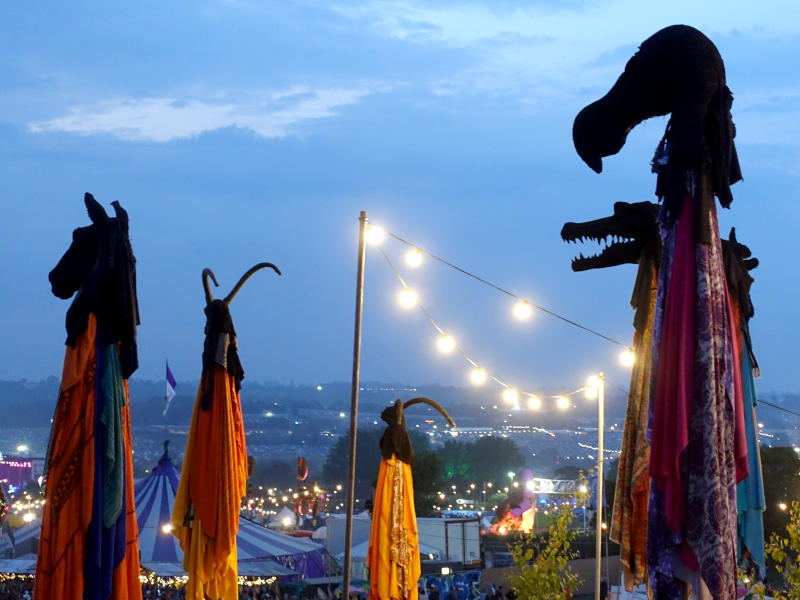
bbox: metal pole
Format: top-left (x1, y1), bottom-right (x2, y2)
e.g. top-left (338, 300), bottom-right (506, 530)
top-left (595, 373), bottom-right (605, 600)
top-left (343, 211), bottom-right (368, 598)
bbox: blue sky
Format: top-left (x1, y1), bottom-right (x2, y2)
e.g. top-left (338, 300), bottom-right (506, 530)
top-left (1, 1), bottom-right (799, 398)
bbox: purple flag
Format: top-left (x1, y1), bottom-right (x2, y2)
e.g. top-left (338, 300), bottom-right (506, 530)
top-left (163, 361), bottom-right (177, 417)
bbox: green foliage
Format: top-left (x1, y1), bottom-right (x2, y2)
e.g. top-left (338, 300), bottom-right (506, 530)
top-left (440, 437), bottom-right (525, 481)
top-left (765, 499), bottom-right (800, 600)
top-left (322, 427), bottom-right (442, 515)
top-left (411, 451), bottom-right (445, 516)
top-left (507, 486), bottom-right (586, 600)
top-left (761, 447), bottom-right (800, 542)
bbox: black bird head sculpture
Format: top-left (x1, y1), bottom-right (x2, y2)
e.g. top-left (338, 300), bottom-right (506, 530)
top-left (573, 24), bottom-right (741, 208)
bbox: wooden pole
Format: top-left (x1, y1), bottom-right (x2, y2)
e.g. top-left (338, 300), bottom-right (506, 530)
top-left (595, 373), bottom-right (605, 600)
top-left (343, 211), bottom-right (368, 598)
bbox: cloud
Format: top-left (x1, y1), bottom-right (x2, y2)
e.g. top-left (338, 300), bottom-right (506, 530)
top-left (28, 86), bottom-right (374, 142)
top-left (333, 0), bottom-right (800, 104)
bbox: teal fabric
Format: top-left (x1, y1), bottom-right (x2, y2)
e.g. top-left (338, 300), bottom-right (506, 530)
top-left (736, 349), bottom-right (766, 576)
top-left (101, 344), bottom-right (126, 528)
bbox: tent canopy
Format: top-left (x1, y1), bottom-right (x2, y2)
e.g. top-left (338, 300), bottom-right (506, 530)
top-left (134, 448), bottom-right (327, 579)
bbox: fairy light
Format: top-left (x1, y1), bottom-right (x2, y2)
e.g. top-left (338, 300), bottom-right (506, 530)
top-left (398, 288), bottom-right (418, 308)
top-left (366, 225), bottom-right (385, 245)
top-left (470, 367), bottom-right (487, 385)
top-left (405, 248), bottom-right (423, 268)
top-left (513, 300), bottom-right (533, 321)
top-left (371, 223), bottom-right (623, 412)
top-left (503, 388), bottom-right (519, 404)
top-left (619, 348), bottom-right (635, 367)
top-left (437, 335), bottom-right (456, 353)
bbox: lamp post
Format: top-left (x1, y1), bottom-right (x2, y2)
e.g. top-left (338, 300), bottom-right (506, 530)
top-left (343, 211), bottom-right (368, 597)
top-left (594, 373), bottom-right (605, 600)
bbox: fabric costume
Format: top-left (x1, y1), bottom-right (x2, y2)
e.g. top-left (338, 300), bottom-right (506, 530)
top-left (36, 195), bottom-right (142, 600)
top-left (572, 26), bottom-right (753, 598)
top-left (172, 300), bottom-right (248, 600)
top-left (367, 401), bottom-right (421, 600)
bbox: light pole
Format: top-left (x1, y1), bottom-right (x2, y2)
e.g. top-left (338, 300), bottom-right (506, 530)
top-left (594, 374), bottom-right (605, 600)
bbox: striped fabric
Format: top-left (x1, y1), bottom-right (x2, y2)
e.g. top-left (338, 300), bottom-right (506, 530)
top-left (134, 449), bottom-right (327, 578)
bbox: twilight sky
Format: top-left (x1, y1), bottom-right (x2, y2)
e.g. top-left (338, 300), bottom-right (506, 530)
top-left (1, 1), bottom-right (799, 398)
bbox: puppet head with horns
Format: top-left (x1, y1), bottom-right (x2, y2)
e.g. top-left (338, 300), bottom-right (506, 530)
top-left (572, 24), bottom-right (742, 210)
top-left (200, 262), bottom-right (281, 408)
top-left (49, 192), bottom-right (140, 378)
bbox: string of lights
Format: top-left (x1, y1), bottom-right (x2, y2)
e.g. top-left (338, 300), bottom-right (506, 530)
top-left (374, 239), bottom-right (613, 411)
top-left (367, 223), bottom-right (800, 424)
top-left (368, 225), bottom-right (634, 352)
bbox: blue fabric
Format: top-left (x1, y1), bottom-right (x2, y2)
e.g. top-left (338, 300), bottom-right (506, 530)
top-left (84, 341), bottom-right (128, 600)
top-left (736, 349), bottom-right (766, 576)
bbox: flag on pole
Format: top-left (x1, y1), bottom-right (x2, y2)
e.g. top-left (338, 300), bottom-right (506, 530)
top-left (164, 361), bottom-right (177, 416)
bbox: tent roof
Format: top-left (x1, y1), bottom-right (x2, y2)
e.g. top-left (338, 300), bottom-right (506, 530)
top-left (142, 559), bottom-right (297, 578)
top-left (0, 557), bottom-right (37, 574)
top-left (134, 448), bottom-right (327, 578)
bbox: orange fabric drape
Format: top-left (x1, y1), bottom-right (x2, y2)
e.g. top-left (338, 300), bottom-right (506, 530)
top-left (171, 366), bottom-right (247, 600)
top-left (366, 455), bottom-right (420, 600)
top-left (35, 314), bottom-right (141, 600)
top-left (610, 265), bottom-right (657, 590)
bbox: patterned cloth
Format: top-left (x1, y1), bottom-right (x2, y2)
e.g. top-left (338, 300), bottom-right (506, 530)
top-left (610, 262), bottom-right (657, 590)
top-left (367, 455), bottom-right (420, 600)
top-left (647, 189), bottom-right (748, 600)
top-left (35, 314), bottom-right (142, 600)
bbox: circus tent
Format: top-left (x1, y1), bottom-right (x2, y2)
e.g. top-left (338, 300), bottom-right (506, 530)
top-left (134, 446), bottom-right (328, 579)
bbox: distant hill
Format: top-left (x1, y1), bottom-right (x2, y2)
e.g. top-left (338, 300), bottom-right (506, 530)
top-left (0, 377), bottom-right (797, 431)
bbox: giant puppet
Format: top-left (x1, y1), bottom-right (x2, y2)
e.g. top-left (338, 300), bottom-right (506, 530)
top-left (37, 193), bottom-right (142, 600)
top-left (172, 263), bottom-right (280, 600)
top-left (571, 25), bottom-right (752, 599)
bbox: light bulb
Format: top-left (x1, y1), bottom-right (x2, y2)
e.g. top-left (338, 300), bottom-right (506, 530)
top-left (366, 226), bottom-right (385, 245)
top-left (405, 248), bottom-right (423, 268)
top-left (619, 348), bottom-right (635, 367)
top-left (470, 367), bottom-right (487, 385)
top-left (527, 396), bottom-right (542, 410)
top-left (584, 385), bottom-right (597, 400)
top-left (513, 300), bottom-right (533, 321)
top-left (398, 288), bottom-right (418, 308)
top-left (556, 395), bottom-right (569, 410)
top-left (437, 335), bottom-right (455, 353)
top-left (503, 388), bottom-right (518, 404)
top-left (161, 523), bottom-right (173, 534)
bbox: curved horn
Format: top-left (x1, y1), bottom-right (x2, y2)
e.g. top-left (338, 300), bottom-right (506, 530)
top-left (403, 397), bottom-right (456, 428)
top-left (202, 268), bottom-right (220, 304)
top-left (394, 399), bottom-right (404, 426)
top-left (224, 262), bottom-right (282, 305)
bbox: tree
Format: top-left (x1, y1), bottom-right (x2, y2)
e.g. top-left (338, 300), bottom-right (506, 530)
top-left (766, 499), bottom-right (800, 600)
top-left (507, 485), bottom-right (587, 600)
top-left (412, 451), bottom-right (445, 516)
top-left (761, 447), bottom-right (800, 542)
top-left (440, 436), bottom-right (525, 482)
top-left (322, 428), bottom-right (431, 497)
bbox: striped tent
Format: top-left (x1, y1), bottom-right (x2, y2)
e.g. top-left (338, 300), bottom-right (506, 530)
top-left (134, 447), bottom-right (327, 579)
top-left (0, 520), bottom-right (40, 559)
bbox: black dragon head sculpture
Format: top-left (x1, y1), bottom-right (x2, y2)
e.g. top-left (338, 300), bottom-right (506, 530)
top-left (560, 201), bottom-right (660, 272)
top-left (573, 24), bottom-right (741, 209)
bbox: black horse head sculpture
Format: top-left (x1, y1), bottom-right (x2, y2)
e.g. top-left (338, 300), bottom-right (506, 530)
top-left (573, 24), bottom-right (741, 210)
top-left (199, 262), bottom-right (281, 409)
top-left (49, 193), bottom-right (139, 378)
